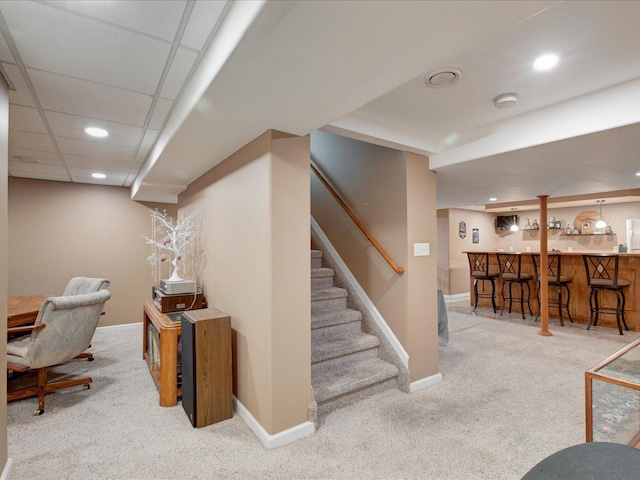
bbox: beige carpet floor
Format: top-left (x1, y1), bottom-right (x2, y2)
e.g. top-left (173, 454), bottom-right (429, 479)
top-left (7, 301), bottom-right (640, 480)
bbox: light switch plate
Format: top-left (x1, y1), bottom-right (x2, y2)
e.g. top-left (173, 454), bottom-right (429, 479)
top-left (414, 243), bottom-right (430, 256)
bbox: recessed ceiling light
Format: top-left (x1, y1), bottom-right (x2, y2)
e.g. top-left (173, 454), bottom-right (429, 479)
top-left (636, 172), bottom-right (640, 176)
top-left (91, 173), bottom-right (106, 179)
top-left (85, 127), bottom-right (109, 138)
top-left (12, 155), bottom-right (38, 163)
top-left (489, 197), bottom-right (497, 202)
top-left (533, 54), bottom-right (559, 71)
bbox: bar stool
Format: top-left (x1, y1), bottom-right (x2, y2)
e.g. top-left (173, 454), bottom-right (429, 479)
top-left (582, 254), bottom-right (630, 335)
top-left (497, 252), bottom-right (533, 319)
top-left (532, 253), bottom-right (573, 326)
top-left (467, 252), bottom-right (499, 313)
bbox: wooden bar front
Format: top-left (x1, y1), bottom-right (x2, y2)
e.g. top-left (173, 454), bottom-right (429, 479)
top-left (466, 252), bottom-right (640, 331)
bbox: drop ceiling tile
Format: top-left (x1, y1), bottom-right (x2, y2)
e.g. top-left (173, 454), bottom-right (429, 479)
top-left (1, 2), bottom-right (171, 94)
top-left (9, 147), bottom-right (63, 166)
top-left (56, 136), bottom-right (136, 162)
top-left (43, 0), bottom-right (187, 43)
top-left (135, 148), bottom-right (149, 164)
top-left (0, 30), bottom-right (14, 63)
top-left (45, 111), bottom-right (143, 147)
top-left (141, 129), bottom-right (159, 150)
top-left (62, 154), bottom-right (131, 173)
top-left (69, 167), bottom-right (128, 186)
top-left (9, 160), bottom-right (68, 176)
top-left (2, 63), bottom-right (37, 108)
top-left (128, 163), bottom-right (142, 174)
top-left (9, 130), bottom-right (56, 152)
top-left (9, 171), bottom-right (71, 182)
top-left (160, 47), bottom-right (198, 100)
top-left (182, 0), bottom-right (228, 51)
top-left (124, 172), bottom-right (137, 187)
top-left (149, 98), bottom-right (173, 130)
top-left (9, 105), bottom-right (48, 134)
top-left (29, 69), bottom-right (153, 126)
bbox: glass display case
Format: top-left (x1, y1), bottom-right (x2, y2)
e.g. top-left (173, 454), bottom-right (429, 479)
top-left (586, 338), bottom-right (640, 447)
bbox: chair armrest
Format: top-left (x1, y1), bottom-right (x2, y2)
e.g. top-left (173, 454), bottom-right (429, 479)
top-left (7, 324), bottom-right (46, 334)
top-left (7, 362), bottom-right (29, 372)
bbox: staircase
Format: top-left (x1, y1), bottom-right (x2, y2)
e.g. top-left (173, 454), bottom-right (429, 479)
top-left (311, 249), bottom-right (400, 418)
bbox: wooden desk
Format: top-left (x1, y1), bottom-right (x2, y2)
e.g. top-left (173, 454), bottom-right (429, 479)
top-left (7, 295), bottom-right (49, 328)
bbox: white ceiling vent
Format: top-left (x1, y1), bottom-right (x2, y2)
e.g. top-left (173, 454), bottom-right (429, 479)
top-left (424, 68), bottom-right (462, 88)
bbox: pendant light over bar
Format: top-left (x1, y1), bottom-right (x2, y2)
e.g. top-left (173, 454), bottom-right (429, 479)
top-left (595, 200), bottom-right (607, 229)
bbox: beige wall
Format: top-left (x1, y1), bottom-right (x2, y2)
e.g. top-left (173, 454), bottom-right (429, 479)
top-left (405, 153), bottom-right (438, 379)
top-left (8, 178), bottom-right (176, 326)
top-left (447, 208), bottom-right (497, 295)
top-left (437, 209), bottom-right (449, 293)
top-left (178, 130), bottom-right (311, 435)
top-left (311, 131), bottom-right (439, 381)
top-left (495, 203), bottom-right (639, 253)
top-left (0, 77), bottom-right (8, 473)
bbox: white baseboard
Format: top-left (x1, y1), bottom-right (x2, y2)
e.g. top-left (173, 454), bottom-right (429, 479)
top-left (444, 292), bottom-right (469, 303)
top-left (233, 396), bottom-right (315, 449)
top-left (96, 322), bottom-right (141, 332)
top-left (409, 372), bottom-right (443, 393)
top-left (1, 458), bottom-right (12, 480)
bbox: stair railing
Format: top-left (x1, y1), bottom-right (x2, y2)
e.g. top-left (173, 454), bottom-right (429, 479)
top-left (311, 163), bottom-right (404, 274)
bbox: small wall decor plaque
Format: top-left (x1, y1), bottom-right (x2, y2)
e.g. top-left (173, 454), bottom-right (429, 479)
top-left (459, 221), bottom-right (466, 239)
top-left (472, 228), bottom-right (479, 244)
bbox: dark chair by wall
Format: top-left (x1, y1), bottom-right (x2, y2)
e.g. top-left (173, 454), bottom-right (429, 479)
top-left (582, 254), bottom-right (630, 335)
top-left (467, 252), bottom-right (499, 313)
top-left (497, 252), bottom-right (533, 319)
top-left (532, 253), bottom-right (574, 326)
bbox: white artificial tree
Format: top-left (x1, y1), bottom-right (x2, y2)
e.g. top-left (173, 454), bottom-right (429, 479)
top-left (145, 208), bottom-right (200, 283)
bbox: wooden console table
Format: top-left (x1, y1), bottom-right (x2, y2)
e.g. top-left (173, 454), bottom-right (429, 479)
top-left (142, 300), bottom-right (181, 406)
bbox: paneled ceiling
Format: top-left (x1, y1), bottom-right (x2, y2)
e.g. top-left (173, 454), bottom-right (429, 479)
top-left (1, 0), bottom-right (228, 187)
top-left (3, 1), bottom-right (640, 210)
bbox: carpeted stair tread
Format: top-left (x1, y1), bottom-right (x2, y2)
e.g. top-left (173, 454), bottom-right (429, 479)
top-left (311, 268), bottom-right (334, 278)
top-left (312, 308), bottom-right (362, 330)
top-left (311, 250), bottom-right (323, 269)
top-left (312, 356), bottom-right (399, 404)
top-left (312, 330), bottom-right (379, 363)
top-left (311, 287), bottom-right (347, 302)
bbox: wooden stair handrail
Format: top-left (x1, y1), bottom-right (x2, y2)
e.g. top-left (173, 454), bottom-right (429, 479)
top-left (311, 163), bottom-right (404, 274)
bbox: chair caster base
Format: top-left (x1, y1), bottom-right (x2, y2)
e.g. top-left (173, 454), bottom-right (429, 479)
top-left (87, 358), bottom-right (94, 362)
top-left (33, 409), bottom-right (44, 416)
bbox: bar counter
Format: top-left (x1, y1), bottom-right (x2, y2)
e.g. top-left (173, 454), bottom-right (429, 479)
top-left (465, 251), bottom-right (640, 331)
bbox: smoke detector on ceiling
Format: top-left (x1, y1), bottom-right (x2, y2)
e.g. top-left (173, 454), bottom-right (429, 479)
top-left (424, 68), bottom-right (462, 88)
top-left (493, 93), bottom-right (518, 109)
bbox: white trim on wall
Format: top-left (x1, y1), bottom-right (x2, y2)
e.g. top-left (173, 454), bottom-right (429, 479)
top-left (233, 396), bottom-right (315, 449)
top-left (409, 373), bottom-right (443, 393)
top-left (311, 216), bottom-right (409, 367)
top-left (444, 292), bottom-right (470, 303)
top-left (1, 458), bottom-right (12, 480)
top-left (96, 322), bottom-right (142, 332)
